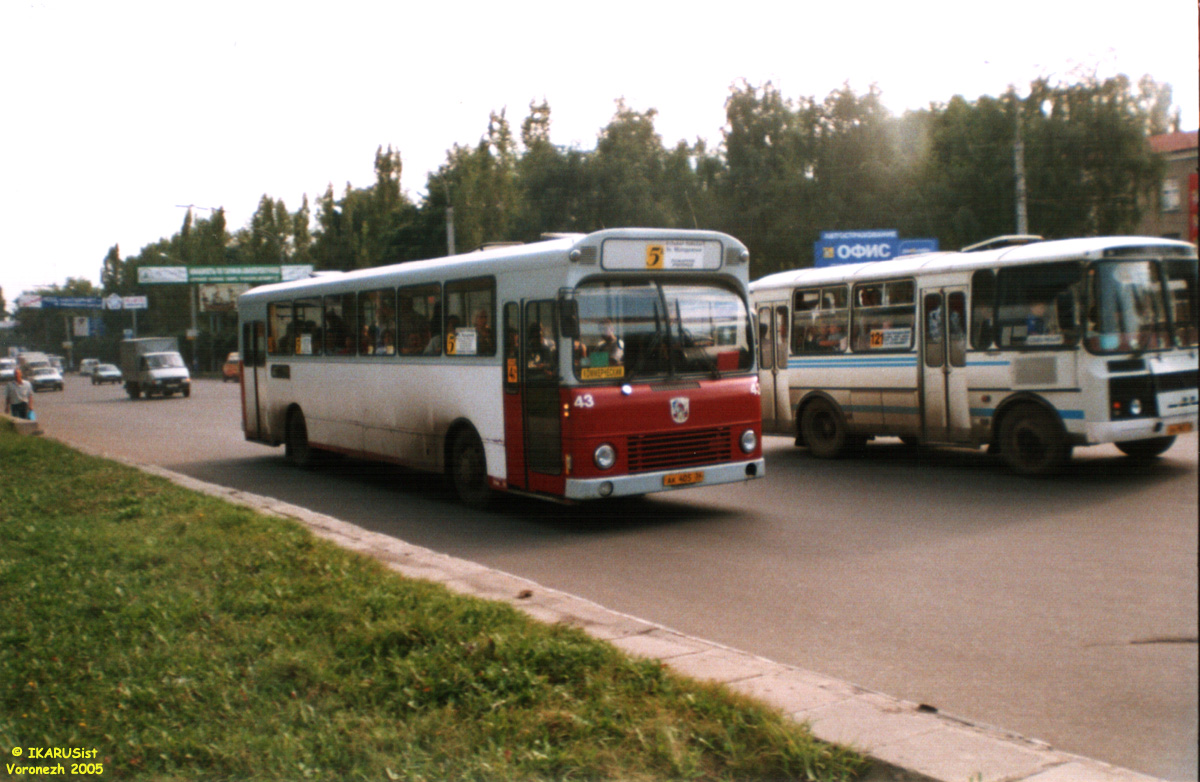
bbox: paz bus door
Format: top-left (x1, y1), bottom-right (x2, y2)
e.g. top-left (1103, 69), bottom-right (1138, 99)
top-left (921, 287), bottom-right (971, 442)
top-left (757, 303), bottom-right (791, 431)
top-left (502, 300), bottom-right (564, 495)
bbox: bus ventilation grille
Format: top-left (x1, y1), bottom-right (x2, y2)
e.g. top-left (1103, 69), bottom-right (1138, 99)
top-left (626, 427), bottom-right (732, 472)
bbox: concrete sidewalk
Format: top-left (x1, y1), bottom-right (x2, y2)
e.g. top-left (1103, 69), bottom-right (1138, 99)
top-left (108, 452), bottom-right (1162, 782)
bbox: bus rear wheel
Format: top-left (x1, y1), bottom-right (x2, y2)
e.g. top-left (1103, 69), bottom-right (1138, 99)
top-left (1115, 436), bottom-right (1175, 459)
top-left (450, 428), bottom-right (492, 508)
top-left (999, 405), bottom-right (1071, 475)
top-left (285, 409), bottom-right (317, 469)
top-left (801, 398), bottom-right (850, 459)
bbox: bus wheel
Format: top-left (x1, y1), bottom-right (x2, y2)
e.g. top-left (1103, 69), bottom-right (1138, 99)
top-left (999, 405), bottom-right (1071, 475)
top-left (801, 398), bottom-right (849, 459)
top-left (450, 428), bottom-right (492, 508)
top-left (1115, 436), bottom-right (1175, 459)
top-left (285, 409), bottom-right (316, 469)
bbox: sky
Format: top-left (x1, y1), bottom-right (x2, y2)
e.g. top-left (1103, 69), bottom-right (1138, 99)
top-left (1, 0), bottom-right (1197, 307)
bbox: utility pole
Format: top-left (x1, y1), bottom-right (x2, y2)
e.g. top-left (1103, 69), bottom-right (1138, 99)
top-left (1014, 96), bottom-right (1029, 235)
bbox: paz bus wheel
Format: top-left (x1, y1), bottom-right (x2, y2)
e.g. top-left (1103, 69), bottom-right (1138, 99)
top-left (998, 405), bottom-right (1071, 475)
top-left (1115, 436), bottom-right (1175, 459)
top-left (800, 398), bottom-right (850, 459)
top-left (450, 428), bottom-right (492, 508)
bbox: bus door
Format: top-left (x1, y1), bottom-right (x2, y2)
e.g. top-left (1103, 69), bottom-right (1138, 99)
top-left (757, 303), bottom-right (790, 431)
top-left (921, 288), bottom-right (971, 442)
top-left (241, 320), bottom-right (267, 440)
top-left (502, 300), bottom-right (564, 494)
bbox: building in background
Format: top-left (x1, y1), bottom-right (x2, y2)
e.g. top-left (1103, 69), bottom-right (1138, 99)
top-left (1138, 130), bottom-right (1198, 244)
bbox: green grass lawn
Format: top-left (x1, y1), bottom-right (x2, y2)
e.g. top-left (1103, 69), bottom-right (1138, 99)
top-left (0, 425), bottom-right (866, 781)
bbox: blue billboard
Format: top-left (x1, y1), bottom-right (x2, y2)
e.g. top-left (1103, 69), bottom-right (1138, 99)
top-left (814, 230), bottom-right (938, 266)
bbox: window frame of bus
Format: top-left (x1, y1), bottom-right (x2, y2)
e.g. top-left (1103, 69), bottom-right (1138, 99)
top-left (293, 297), bottom-right (322, 356)
top-left (357, 288), bottom-right (398, 356)
top-left (443, 276), bottom-right (496, 357)
top-left (322, 292), bottom-right (358, 356)
top-left (851, 279), bottom-right (915, 352)
top-left (267, 301), bottom-right (293, 356)
top-left (397, 282), bottom-right (441, 356)
top-left (991, 262), bottom-right (1084, 351)
top-left (792, 285), bottom-right (849, 354)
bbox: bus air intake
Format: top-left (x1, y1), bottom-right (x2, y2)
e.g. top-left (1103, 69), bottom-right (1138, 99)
top-left (626, 427), bottom-right (733, 472)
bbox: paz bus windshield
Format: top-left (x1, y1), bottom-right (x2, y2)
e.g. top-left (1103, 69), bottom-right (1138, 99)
top-left (1087, 258), bottom-right (1199, 353)
top-left (573, 278), bottom-right (753, 381)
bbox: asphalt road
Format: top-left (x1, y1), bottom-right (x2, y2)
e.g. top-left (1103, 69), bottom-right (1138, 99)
top-left (30, 375), bottom-right (1199, 780)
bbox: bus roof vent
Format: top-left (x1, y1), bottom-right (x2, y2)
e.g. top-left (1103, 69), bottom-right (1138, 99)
top-left (961, 235), bottom-right (1044, 252)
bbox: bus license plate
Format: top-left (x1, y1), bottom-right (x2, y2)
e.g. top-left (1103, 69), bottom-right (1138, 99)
top-left (1167, 422), bottom-right (1193, 435)
top-left (663, 471), bottom-right (704, 487)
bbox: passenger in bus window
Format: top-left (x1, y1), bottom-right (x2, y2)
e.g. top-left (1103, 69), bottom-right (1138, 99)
top-left (473, 309), bottom-right (494, 355)
top-left (427, 315), bottom-right (459, 355)
top-left (596, 319), bottom-right (624, 365)
top-left (527, 322), bottom-right (556, 370)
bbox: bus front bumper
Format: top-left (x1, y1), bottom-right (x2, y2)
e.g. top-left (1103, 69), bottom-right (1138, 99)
top-left (1083, 414), bottom-right (1197, 444)
top-left (564, 458), bottom-right (765, 501)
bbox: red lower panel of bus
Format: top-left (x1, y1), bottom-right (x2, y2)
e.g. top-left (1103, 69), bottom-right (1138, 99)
top-left (503, 375), bottom-right (762, 495)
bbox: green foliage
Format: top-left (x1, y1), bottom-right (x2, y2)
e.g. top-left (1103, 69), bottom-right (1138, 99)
top-left (13, 71), bottom-right (1180, 341)
top-left (0, 430), bottom-right (867, 781)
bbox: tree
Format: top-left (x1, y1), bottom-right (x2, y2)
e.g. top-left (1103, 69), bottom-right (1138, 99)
top-left (718, 82), bottom-right (819, 274)
top-left (1023, 74), bottom-right (1162, 236)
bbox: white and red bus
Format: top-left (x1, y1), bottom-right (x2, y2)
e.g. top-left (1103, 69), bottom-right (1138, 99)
top-left (751, 235), bottom-right (1198, 474)
top-left (237, 229), bottom-right (764, 505)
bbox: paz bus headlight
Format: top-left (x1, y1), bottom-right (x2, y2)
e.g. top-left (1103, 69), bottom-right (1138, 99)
top-left (593, 443), bottom-right (617, 470)
top-left (739, 429), bottom-right (757, 454)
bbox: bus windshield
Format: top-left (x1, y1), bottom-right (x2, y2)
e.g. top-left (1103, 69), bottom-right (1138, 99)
top-left (1088, 260), bottom-right (1198, 352)
top-left (573, 278), bottom-right (753, 381)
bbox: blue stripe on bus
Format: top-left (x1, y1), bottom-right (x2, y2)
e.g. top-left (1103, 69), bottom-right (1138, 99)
top-left (970, 407), bottom-right (1086, 420)
top-left (786, 357), bottom-right (917, 369)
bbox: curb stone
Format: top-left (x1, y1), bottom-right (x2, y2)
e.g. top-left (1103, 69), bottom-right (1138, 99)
top-left (71, 445), bottom-right (1166, 782)
top-left (2, 412), bottom-right (42, 436)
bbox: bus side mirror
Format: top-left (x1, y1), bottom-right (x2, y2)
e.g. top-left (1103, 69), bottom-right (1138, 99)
top-left (559, 299), bottom-right (580, 340)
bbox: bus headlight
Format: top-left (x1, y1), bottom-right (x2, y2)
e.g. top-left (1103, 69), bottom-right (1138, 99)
top-left (739, 429), bottom-right (757, 454)
top-left (1129, 398), bottom-right (1143, 416)
top-left (593, 443), bottom-right (617, 470)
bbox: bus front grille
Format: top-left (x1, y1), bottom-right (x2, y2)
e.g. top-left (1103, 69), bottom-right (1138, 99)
top-left (626, 427), bottom-right (732, 472)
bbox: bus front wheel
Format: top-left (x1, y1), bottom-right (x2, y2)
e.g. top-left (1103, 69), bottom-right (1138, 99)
top-left (1115, 436), bottom-right (1175, 459)
top-left (801, 398), bottom-right (850, 459)
top-left (998, 405), bottom-right (1071, 475)
top-left (450, 428), bottom-right (492, 509)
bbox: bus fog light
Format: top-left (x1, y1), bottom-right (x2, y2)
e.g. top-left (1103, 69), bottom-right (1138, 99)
top-left (1129, 398), bottom-right (1142, 416)
top-left (594, 443), bottom-right (617, 470)
top-left (739, 429), bottom-right (757, 454)
top-left (598, 481), bottom-right (614, 497)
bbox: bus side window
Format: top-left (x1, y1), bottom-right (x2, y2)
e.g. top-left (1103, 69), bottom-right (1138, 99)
top-left (971, 270), bottom-right (996, 349)
top-left (268, 302), bottom-right (293, 356)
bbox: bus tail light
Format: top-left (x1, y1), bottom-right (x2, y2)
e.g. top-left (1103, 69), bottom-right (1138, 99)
top-left (739, 429), bottom-right (758, 454)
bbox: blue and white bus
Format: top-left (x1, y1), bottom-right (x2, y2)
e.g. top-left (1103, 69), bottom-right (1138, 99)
top-left (751, 236), bottom-right (1198, 474)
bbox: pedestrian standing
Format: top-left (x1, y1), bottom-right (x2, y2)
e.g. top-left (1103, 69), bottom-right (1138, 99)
top-left (4, 367), bottom-right (34, 420)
